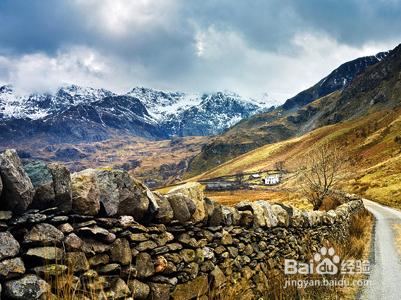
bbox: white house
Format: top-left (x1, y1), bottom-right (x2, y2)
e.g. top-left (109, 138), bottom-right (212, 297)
top-left (250, 174), bottom-right (260, 179)
top-left (263, 174), bottom-right (280, 185)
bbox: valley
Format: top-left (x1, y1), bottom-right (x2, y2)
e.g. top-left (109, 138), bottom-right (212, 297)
top-left (7, 135), bottom-right (208, 189)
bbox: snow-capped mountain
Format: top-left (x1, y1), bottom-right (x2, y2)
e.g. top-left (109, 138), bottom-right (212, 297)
top-left (0, 85), bottom-right (115, 121)
top-left (162, 91), bottom-right (261, 136)
top-left (0, 85), bottom-right (263, 145)
top-left (126, 87), bottom-right (202, 121)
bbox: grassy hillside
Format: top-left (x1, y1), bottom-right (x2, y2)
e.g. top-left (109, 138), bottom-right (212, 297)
top-left (190, 108), bottom-right (401, 208)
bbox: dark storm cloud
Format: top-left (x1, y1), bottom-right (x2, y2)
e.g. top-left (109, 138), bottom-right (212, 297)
top-left (184, 0), bottom-right (401, 52)
top-left (0, 0), bottom-right (90, 54)
top-left (2, 0), bottom-right (400, 57)
top-left (0, 0), bottom-right (400, 100)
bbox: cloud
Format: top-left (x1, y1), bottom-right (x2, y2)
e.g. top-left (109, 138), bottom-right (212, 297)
top-left (0, 0), bottom-right (400, 102)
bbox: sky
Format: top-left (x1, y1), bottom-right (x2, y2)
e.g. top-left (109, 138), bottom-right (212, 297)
top-left (0, 0), bottom-right (401, 104)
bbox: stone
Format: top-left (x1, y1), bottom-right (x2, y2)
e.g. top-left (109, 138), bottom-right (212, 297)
top-left (291, 208), bottom-right (305, 227)
top-left (78, 226), bottom-right (116, 243)
top-left (4, 274), bottom-right (50, 299)
top-left (107, 278), bottom-right (130, 299)
top-left (89, 254), bottom-right (110, 267)
top-left (51, 216), bottom-right (69, 223)
top-left (136, 252), bottom-right (155, 278)
top-left (10, 213), bottom-right (47, 226)
top-left (48, 163), bottom-right (73, 212)
top-left (184, 262), bottom-right (199, 279)
top-left (128, 279), bottom-right (150, 300)
top-left (155, 256), bottom-right (168, 273)
top-left (118, 177), bottom-right (151, 220)
top-left (204, 197), bottom-right (215, 219)
top-left (136, 240), bottom-right (158, 252)
top-left (0, 149), bottom-right (34, 213)
top-left (209, 204), bottom-right (224, 226)
top-left (221, 230), bottom-right (233, 245)
top-left (24, 223), bottom-right (64, 245)
top-left (98, 263), bottom-right (121, 274)
top-left (94, 169), bottom-right (151, 220)
top-left (58, 223), bottom-right (74, 234)
top-left (26, 247), bottom-right (63, 261)
top-left (110, 238), bottom-right (132, 265)
top-left (256, 201), bottom-right (278, 227)
top-left (149, 283), bottom-right (170, 300)
top-left (222, 206), bottom-right (240, 226)
top-left (171, 275), bottom-right (208, 300)
top-left (152, 275), bottom-right (178, 285)
top-left (128, 233), bottom-right (148, 242)
top-left (239, 210), bottom-right (254, 227)
top-left (181, 249), bottom-right (196, 263)
top-left (119, 215), bottom-right (135, 227)
top-left (167, 194), bottom-right (191, 224)
top-left (64, 233), bottom-right (83, 251)
top-left (71, 169), bottom-right (101, 215)
top-left (271, 204), bottom-right (289, 226)
top-left (177, 233), bottom-right (198, 247)
top-left (65, 252), bottom-right (89, 272)
top-left (153, 231), bottom-right (175, 247)
top-left (210, 266), bottom-right (226, 289)
top-left (168, 182), bottom-right (206, 223)
top-left (24, 161), bottom-right (56, 211)
top-left (81, 238), bottom-right (110, 255)
top-left (0, 210), bottom-right (12, 220)
top-left (154, 193), bottom-right (176, 224)
top-left (0, 257), bottom-right (25, 279)
top-left (33, 264), bottom-right (67, 277)
top-left (0, 231), bottom-right (20, 260)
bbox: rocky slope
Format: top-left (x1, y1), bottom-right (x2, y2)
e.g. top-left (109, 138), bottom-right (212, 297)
top-left (186, 48), bottom-right (397, 176)
top-left (0, 85), bottom-right (263, 145)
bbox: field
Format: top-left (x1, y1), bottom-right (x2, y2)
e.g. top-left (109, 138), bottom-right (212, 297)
top-left (205, 188), bottom-right (312, 209)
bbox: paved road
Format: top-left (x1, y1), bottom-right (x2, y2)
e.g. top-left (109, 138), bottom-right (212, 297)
top-left (360, 199), bottom-right (401, 300)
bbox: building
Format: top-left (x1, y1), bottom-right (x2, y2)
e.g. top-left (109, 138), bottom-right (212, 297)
top-left (263, 174), bottom-right (280, 185)
top-left (249, 174), bottom-right (260, 179)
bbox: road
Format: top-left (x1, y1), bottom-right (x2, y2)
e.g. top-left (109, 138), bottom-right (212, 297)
top-left (360, 199), bottom-right (401, 300)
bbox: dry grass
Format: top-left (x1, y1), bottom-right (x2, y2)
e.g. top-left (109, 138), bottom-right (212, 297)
top-left (205, 189), bottom-right (312, 210)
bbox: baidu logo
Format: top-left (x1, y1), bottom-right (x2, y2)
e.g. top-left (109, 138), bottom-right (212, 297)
top-left (284, 246), bottom-right (369, 275)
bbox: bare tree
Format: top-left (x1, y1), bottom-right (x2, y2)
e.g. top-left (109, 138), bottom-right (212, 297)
top-left (274, 161), bottom-right (286, 173)
top-left (298, 143), bottom-right (346, 210)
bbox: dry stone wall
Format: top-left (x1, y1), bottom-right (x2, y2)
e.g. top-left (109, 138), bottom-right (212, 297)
top-left (0, 149), bottom-right (365, 299)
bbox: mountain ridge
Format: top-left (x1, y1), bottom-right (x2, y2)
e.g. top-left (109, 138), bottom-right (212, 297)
top-left (0, 85), bottom-right (264, 145)
top-left (186, 48), bottom-right (397, 177)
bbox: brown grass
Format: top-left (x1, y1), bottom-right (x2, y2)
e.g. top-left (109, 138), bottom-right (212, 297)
top-left (205, 189), bottom-right (312, 210)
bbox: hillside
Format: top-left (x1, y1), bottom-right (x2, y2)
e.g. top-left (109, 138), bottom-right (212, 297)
top-left (191, 107), bottom-right (401, 208)
top-left (186, 48), bottom-right (395, 176)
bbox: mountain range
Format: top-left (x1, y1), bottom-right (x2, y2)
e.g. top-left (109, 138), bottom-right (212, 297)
top-left (0, 85), bottom-right (263, 146)
top-left (186, 49), bottom-right (394, 176)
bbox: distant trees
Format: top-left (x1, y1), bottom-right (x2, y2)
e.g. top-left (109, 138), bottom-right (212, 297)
top-left (298, 143), bottom-right (347, 210)
top-left (235, 173), bottom-right (245, 186)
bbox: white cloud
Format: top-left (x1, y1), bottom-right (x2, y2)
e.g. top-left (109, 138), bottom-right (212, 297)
top-left (71, 0), bottom-right (180, 37)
